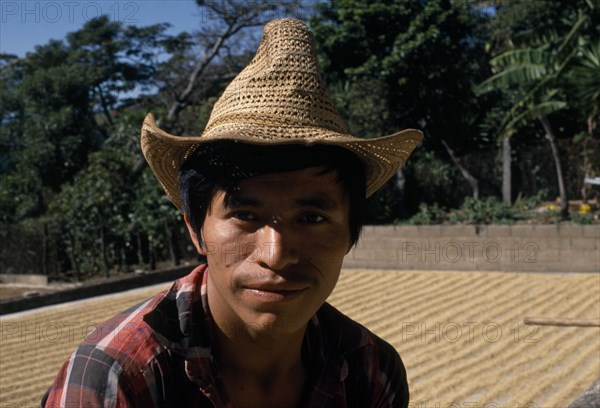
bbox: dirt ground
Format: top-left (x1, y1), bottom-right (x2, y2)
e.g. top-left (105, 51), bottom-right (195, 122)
top-left (1, 269), bottom-right (599, 407)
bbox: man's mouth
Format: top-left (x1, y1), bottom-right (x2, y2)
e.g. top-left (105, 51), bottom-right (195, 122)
top-left (242, 283), bottom-right (309, 302)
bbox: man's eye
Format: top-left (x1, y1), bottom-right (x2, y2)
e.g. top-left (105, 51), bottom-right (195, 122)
top-left (299, 213), bottom-right (326, 224)
top-left (233, 211), bottom-right (258, 221)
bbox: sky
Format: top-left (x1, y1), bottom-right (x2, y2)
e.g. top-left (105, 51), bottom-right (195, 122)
top-left (0, 0), bottom-right (208, 56)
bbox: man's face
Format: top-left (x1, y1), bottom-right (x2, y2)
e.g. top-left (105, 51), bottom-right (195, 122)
top-left (187, 166), bottom-right (352, 337)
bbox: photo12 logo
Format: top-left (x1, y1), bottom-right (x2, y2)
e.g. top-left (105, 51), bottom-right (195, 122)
top-left (408, 402), bottom-right (539, 408)
top-left (400, 321), bottom-right (540, 344)
top-left (399, 241), bottom-right (539, 264)
top-left (1, 2), bottom-right (139, 24)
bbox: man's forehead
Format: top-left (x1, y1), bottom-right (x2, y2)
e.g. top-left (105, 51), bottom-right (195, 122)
top-left (237, 165), bottom-right (338, 184)
top-left (215, 166), bottom-right (346, 207)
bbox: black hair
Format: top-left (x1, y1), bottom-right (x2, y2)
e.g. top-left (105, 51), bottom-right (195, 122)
top-left (179, 141), bottom-right (366, 257)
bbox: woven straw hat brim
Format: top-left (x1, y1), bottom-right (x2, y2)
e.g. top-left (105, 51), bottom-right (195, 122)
top-left (141, 113), bottom-right (423, 211)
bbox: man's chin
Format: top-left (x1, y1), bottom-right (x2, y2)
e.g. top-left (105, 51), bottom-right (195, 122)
top-left (241, 311), bottom-right (310, 340)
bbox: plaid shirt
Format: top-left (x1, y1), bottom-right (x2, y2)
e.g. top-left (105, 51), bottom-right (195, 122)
top-left (42, 264), bottom-right (408, 407)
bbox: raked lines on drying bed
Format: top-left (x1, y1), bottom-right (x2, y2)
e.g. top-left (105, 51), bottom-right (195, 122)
top-left (0, 270), bottom-right (598, 407)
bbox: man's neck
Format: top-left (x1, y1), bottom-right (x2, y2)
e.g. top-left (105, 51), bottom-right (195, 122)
top-left (211, 320), bottom-right (308, 408)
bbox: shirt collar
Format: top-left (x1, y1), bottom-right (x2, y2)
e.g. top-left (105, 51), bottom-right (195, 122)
top-left (143, 263), bottom-right (371, 402)
top-left (142, 264), bottom-right (211, 353)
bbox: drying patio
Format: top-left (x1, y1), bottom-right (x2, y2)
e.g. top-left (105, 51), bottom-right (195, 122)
top-left (1, 268), bottom-right (598, 407)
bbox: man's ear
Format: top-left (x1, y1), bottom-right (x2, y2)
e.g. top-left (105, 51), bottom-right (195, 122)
top-left (184, 212), bottom-right (205, 255)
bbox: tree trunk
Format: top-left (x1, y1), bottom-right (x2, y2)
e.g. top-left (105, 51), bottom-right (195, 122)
top-left (164, 218), bottom-right (180, 266)
top-left (580, 113), bottom-right (596, 203)
top-left (100, 226), bottom-right (109, 278)
top-left (42, 223), bottom-right (48, 277)
top-left (149, 239), bottom-right (156, 271)
top-left (68, 232), bottom-right (81, 282)
top-left (538, 116), bottom-right (568, 217)
top-left (167, 32), bottom-right (229, 120)
top-left (395, 168), bottom-right (408, 219)
top-left (136, 230), bottom-right (144, 268)
top-left (502, 136), bottom-right (512, 205)
top-left (441, 139), bottom-right (480, 200)
top-left (580, 137), bottom-right (591, 203)
top-left (96, 85), bottom-right (115, 127)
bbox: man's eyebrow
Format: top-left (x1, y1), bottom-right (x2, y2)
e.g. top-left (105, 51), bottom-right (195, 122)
top-left (223, 192), bottom-right (340, 211)
top-left (223, 192), bottom-right (262, 209)
top-left (295, 195), bottom-right (340, 211)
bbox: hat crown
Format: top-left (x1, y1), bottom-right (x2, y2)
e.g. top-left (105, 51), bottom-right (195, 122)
top-left (203, 18), bottom-right (348, 136)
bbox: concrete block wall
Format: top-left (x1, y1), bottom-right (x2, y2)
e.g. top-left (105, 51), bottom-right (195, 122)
top-left (0, 273), bottom-right (48, 285)
top-left (343, 224), bottom-right (599, 273)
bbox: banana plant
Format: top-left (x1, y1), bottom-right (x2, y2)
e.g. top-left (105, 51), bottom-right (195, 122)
top-left (476, 2), bottom-right (597, 217)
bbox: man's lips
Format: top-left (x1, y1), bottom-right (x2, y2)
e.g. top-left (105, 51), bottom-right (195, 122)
top-left (241, 281), bottom-right (310, 302)
top-left (244, 282), bottom-right (309, 292)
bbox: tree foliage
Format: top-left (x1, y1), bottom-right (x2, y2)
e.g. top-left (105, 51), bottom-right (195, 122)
top-left (1, 1), bottom-right (597, 281)
top-left (310, 0), bottom-right (494, 215)
top-left (476, 0), bottom-right (599, 215)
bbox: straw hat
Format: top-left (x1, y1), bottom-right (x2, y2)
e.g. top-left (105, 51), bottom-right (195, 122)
top-left (141, 18), bottom-right (423, 210)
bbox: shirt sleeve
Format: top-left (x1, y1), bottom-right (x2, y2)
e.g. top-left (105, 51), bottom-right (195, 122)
top-left (40, 345), bottom-right (136, 408)
top-left (344, 334), bottom-right (409, 408)
top-left (370, 338), bottom-right (410, 408)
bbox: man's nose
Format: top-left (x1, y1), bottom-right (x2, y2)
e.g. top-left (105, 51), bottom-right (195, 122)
top-left (253, 224), bottom-right (300, 270)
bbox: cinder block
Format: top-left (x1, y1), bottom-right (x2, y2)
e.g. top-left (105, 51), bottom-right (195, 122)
top-left (485, 225), bottom-right (512, 238)
top-left (532, 224), bottom-right (562, 238)
top-left (342, 257), bottom-right (367, 268)
top-left (394, 225), bottom-right (421, 238)
top-left (378, 260), bottom-right (407, 269)
top-left (570, 238), bottom-right (599, 250)
top-left (534, 246), bottom-right (559, 263)
top-left (581, 250), bottom-right (600, 271)
top-left (475, 225), bottom-right (489, 237)
top-left (354, 236), bottom-right (377, 250)
top-left (394, 261), bottom-right (418, 270)
top-left (348, 224), bottom-right (599, 273)
top-left (358, 225), bottom-right (378, 238)
top-left (440, 225), bottom-right (477, 237)
top-left (511, 241), bottom-right (543, 266)
top-left (379, 238), bottom-right (413, 249)
top-left (543, 263), bottom-right (568, 273)
top-left (416, 225), bottom-right (443, 237)
top-left (353, 237), bottom-right (407, 250)
top-left (507, 238), bottom-right (542, 258)
top-left (582, 225), bottom-right (600, 239)
top-left (352, 248), bottom-right (398, 262)
top-left (530, 262), bottom-right (553, 272)
top-left (476, 260), bottom-right (501, 271)
top-left (537, 237), bottom-right (565, 250)
top-left (500, 260), bottom-right (533, 271)
top-left (509, 224), bottom-right (534, 237)
top-left (557, 224), bottom-right (584, 238)
top-left (369, 225), bottom-right (397, 237)
top-left (558, 250), bottom-right (599, 272)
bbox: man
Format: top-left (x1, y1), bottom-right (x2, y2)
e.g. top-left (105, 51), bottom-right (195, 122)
top-left (42, 18), bottom-right (422, 407)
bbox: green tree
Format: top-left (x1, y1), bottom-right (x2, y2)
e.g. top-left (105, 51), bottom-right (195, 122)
top-left (477, 0), bottom-right (599, 216)
top-left (49, 138), bottom-right (135, 279)
top-left (310, 0), bottom-right (492, 215)
top-left (567, 39), bottom-right (600, 202)
top-left (1, 16), bottom-right (172, 222)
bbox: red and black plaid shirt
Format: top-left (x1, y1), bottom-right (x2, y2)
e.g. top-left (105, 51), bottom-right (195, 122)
top-left (42, 264), bottom-right (409, 407)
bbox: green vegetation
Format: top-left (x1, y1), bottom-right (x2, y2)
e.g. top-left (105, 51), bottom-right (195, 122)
top-left (1, 0), bottom-right (598, 281)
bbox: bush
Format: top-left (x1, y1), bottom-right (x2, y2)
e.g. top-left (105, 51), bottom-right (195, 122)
top-left (409, 203), bottom-right (448, 225)
top-left (571, 212), bottom-right (595, 225)
top-left (448, 196), bottom-right (515, 224)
